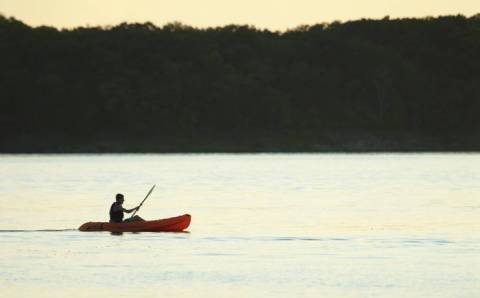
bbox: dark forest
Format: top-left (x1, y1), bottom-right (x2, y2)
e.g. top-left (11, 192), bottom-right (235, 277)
top-left (1, 14), bottom-right (480, 152)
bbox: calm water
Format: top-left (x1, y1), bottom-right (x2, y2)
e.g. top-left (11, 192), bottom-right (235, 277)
top-left (1, 153), bottom-right (479, 297)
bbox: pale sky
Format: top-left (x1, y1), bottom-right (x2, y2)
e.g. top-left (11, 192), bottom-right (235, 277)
top-left (0, 0), bottom-right (479, 31)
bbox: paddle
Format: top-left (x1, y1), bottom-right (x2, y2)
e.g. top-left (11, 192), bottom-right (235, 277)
top-left (130, 184), bottom-right (156, 219)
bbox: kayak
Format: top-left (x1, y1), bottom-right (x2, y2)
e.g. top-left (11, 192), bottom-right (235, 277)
top-left (78, 214), bottom-right (191, 232)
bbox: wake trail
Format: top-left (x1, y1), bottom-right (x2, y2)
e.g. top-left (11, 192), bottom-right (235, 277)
top-left (0, 229), bottom-right (76, 232)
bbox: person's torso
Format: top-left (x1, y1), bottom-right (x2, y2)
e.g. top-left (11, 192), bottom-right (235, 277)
top-left (109, 202), bottom-right (123, 222)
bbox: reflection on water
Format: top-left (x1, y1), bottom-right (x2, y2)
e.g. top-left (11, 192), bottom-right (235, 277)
top-left (1, 154), bottom-right (479, 297)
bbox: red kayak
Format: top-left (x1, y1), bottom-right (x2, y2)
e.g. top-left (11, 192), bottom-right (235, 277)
top-left (79, 214), bottom-right (191, 232)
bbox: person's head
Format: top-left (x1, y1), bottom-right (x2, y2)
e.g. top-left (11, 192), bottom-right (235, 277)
top-left (116, 193), bottom-right (124, 204)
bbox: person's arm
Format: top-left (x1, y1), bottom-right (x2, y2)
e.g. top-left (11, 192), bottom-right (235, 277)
top-left (112, 203), bottom-right (139, 213)
top-left (123, 206), bottom-right (140, 213)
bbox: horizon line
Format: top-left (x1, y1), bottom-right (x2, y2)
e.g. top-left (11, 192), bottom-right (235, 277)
top-left (2, 12), bottom-right (479, 33)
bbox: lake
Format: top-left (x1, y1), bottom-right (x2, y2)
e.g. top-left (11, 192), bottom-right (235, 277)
top-left (1, 153), bottom-right (479, 297)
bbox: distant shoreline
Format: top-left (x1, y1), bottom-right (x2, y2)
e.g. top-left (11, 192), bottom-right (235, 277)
top-left (2, 15), bottom-right (480, 153)
top-left (2, 132), bottom-right (479, 153)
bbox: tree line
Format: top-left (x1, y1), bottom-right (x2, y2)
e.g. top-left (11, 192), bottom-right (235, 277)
top-left (1, 14), bottom-right (480, 152)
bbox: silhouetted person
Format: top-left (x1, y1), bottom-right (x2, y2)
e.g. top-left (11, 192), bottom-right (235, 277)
top-left (109, 193), bottom-right (144, 223)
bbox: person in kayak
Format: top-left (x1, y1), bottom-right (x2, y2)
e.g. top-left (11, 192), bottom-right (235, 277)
top-left (109, 193), bottom-right (144, 223)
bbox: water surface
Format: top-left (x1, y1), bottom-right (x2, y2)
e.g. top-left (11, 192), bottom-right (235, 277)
top-left (1, 154), bottom-right (479, 297)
